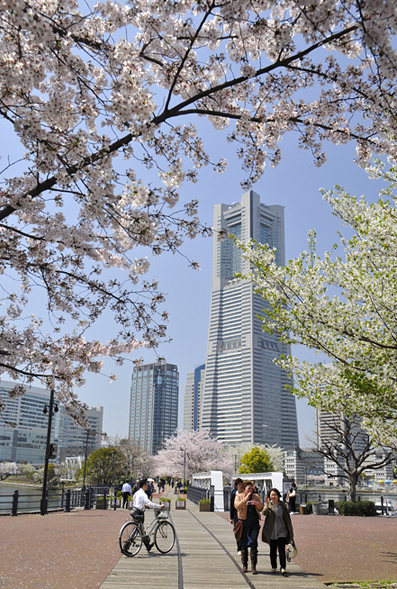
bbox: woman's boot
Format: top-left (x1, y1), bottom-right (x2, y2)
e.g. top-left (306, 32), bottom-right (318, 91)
top-left (241, 548), bottom-right (248, 573)
top-left (251, 547), bottom-right (258, 574)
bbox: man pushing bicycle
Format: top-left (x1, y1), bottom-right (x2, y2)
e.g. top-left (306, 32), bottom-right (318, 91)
top-left (131, 478), bottom-right (165, 552)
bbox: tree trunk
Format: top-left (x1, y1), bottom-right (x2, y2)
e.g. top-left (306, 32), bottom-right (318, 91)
top-left (348, 473), bottom-right (359, 502)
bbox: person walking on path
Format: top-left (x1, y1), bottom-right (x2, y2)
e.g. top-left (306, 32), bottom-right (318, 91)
top-left (230, 477), bottom-right (244, 554)
top-left (132, 479), bottom-right (164, 552)
top-left (234, 480), bottom-right (263, 574)
top-left (121, 480), bottom-right (132, 509)
top-left (288, 482), bottom-right (297, 514)
top-left (262, 487), bottom-right (294, 575)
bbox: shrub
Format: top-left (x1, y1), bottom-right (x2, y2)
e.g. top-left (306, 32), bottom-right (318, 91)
top-left (199, 498), bottom-right (210, 504)
top-left (337, 500), bottom-right (377, 516)
top-left (160, 497), bottom-right (171, 503)
top-left (176, 496), bottom-right (186, 502)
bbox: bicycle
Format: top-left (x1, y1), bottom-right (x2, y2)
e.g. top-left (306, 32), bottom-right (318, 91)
top-left (119, 505), bottom-right (176, 557)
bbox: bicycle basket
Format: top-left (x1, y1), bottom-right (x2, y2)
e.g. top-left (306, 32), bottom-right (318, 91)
top-left (154, 506), bottom-right (168, 520)
top-left (130, 507), bottom-right (144, 522)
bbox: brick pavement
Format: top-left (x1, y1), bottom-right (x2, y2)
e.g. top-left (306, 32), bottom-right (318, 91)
top-left (0, 508), bottom-right (129, 589)
top-left (218, 512), bottom-right (397, 583)
top-left (0, 496), bottom-right (397, 588)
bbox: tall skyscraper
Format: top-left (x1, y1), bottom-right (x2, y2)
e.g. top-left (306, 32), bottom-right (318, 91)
top-left (183, 364), bottom-right (205, 432)
top-left (129, 362), bottom-right (179, 454)
top-left (201, 190), bottom-right (299, 448)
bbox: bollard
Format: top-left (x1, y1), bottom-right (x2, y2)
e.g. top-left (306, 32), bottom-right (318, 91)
top-left (64, 488), bottom-right (71, 512)
top-left (103, 489), bottom-right (107, 510)
top-left (381, 495), bottom-right (384, 515)
top-left (11, 490), bottom-right (19, 516)
top-left (328, 499), bottom-right (334, 515)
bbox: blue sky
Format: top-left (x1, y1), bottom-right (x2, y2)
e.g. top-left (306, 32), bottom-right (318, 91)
top-left (74, 125), bottom-right (384, 448)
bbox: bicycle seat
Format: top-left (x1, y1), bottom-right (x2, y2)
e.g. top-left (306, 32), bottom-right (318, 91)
top-left (130, 507), bottom-right (144, 521)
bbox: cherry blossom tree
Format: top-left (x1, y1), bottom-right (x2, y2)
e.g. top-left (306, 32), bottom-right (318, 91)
top-left (2, 0), bottom-right (397, 414)
top-left (238, 162), bottom-right (397, 447)
top-left (152, 429), bottom-right (233, 480)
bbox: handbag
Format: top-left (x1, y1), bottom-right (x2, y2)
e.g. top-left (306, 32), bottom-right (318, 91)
top-left (286, 538), bottom-right (298, 562)
top-left (233, 520), bottom-right (243, 542)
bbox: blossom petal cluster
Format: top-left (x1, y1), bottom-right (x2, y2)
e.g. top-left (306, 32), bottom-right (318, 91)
top-left (2, 0), bottom-right (397, 410)
top-left (152, 429), bottom-right (233, 479)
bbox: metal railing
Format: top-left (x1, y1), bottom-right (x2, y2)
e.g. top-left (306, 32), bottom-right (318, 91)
top-left (0, 485), bottom-right (111, 516)
top-left (187, 485), bottom-right (210, 505)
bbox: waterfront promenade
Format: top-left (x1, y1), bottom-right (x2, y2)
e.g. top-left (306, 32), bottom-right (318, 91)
top-left (0, 486), bottom-right (396, 588)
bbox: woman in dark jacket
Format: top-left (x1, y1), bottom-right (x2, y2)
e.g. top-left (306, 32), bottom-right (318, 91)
top-left (262, 487), bottom-right (294, 575)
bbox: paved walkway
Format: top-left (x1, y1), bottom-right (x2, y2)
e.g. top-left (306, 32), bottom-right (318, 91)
top-left (101, 503), bottom-right (325, 589)
top-left (101, 487), bottom-right (325, 589)
top-left (1, 486), bottom-right (396, 588)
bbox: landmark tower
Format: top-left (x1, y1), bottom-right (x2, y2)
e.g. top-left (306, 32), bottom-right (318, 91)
top-left (201, 190), bottom-right (299, 447)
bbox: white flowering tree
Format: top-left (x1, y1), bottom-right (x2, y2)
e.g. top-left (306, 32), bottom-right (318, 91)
top-left (152, 429), bottom-right (233, 480)
top-left (2, 1), bottom-right (397, 414)
top-left (238, 162), bottom-right (397, 448)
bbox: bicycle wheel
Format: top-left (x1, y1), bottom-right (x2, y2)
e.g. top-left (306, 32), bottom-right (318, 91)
top-left (154, 520), bottom-right (175, 553)
top-left (119, 521), bottom-right (142, 557)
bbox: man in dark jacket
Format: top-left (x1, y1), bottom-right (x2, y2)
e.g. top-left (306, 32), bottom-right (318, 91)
top-left (230, 477), bottom-right (243, 524)
top-left (230, 477), bottom-right (244, 555)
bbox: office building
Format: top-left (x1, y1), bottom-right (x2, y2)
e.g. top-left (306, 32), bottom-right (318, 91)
top-left (183, 364), bottom-right (205, 432)
top-left (129, 362), bottom-right (179, 454)
top-left (56, 406), bottom-right (103, 463)
top-left (284, 444), bottom-right (324, 486)
top-left (201, 190), bottom-right (299, 447)
top-left (0, 380), bottom-right (103, 463)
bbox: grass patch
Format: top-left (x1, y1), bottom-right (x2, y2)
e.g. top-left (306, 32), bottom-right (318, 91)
top-left (327, 582), bottom-right (397, 589)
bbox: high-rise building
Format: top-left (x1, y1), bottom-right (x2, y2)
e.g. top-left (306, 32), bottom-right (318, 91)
top-left (201, 190), bottom-right (299, 447)
top-left (0, 380), bottom-right (103, 463)
top-left (183, 364), bottom-right (205, 432)
top-left (56, 406), bottom-right (103, 463)
top-left (129, 362), bottom-right (179, 454)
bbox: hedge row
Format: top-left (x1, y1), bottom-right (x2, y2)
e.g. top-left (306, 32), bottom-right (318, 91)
top-left (299, 500), bottom-right (377, 516)
top-left (336, 500), bottom-right (377, 516)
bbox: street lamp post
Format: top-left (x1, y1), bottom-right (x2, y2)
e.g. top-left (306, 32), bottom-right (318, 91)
top-left (112, 450), bottom-right (117, 510)
top-left (40, 389), bottom-right (58, 516)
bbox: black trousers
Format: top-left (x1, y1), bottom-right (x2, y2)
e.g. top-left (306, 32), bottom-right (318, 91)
top-left (122, 492), bottom-right (129, 508)
top-left (269, 537), bottom-right (287, 569)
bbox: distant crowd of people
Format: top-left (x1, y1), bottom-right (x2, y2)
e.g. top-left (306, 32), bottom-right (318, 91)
top-left (120, 477), bottom-right (184, 509)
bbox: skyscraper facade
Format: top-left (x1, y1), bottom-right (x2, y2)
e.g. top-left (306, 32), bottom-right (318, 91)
top-left (129, 362), bottom-right (179, 454)
top-left (201, 190), bottom-right (299, 448)
top-left (183, 364), bottom-right (205, 432)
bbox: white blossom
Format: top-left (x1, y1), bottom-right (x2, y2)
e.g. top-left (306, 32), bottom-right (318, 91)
top-left (2, 0), bottom-right (397, 413)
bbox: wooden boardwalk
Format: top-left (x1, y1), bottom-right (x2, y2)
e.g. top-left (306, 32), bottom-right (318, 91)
top-left (100, 498), bottom-right (326, 589)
